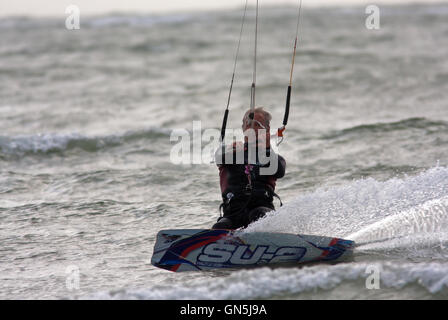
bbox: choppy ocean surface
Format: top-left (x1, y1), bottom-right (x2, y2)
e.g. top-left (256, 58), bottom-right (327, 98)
top-left (1, 3), bottom-right (448, 300)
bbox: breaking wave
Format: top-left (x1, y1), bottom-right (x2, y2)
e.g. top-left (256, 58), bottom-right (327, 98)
top-left (323, 117), bottom-right (448, 140)
top-left (0, 127), bottom-right (170, 157)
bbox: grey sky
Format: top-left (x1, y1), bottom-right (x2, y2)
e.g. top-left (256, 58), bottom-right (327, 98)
top-left (0, 0), bottom-right (443, 17)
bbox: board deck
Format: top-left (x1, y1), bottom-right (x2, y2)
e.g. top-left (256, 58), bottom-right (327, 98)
top-left (151, 229), bottom-right (355, 272)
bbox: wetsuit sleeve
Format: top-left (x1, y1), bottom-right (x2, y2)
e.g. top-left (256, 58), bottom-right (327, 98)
top-left (214, 146), bottom-right (223, 166)
top-left (214, 145), bottom-right (233, 167)
top-left (215, 142), bottom-right (244, 166)
top-left (272, 151), bottom-right (286, 179)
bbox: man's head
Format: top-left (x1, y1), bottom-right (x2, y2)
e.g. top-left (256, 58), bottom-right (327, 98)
top-left (242, 107), bottom-right (272, 147)
top-left (242, 107), bottom-right (271, 131)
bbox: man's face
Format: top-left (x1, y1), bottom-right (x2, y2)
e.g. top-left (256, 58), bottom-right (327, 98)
top-left (243, 112), bottom-right (268, 131)
top-left (243, 112), bottom-right (270, 146)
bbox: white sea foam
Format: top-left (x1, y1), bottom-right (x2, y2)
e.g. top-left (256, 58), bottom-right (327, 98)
top-left (0, 133), bottom-right (84, 154)
top-left (348, 196), bottom-right (448, 243)
top-left (244, 167), bottom-right (448, 240)
top-left (86, 261), bottom-right (448, 300)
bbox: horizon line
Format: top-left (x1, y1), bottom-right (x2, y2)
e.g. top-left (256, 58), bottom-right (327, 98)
top-left (0, 0), bottom-right (445, 19)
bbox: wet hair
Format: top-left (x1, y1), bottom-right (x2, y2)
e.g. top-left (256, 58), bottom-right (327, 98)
top-left (242, 107), bottom-right (272, 128)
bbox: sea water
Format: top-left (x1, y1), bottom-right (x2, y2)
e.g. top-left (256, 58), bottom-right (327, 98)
top-left (0, 3), bottom-right (447, 299)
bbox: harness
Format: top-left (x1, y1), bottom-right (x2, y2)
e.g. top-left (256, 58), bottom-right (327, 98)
top-left (218, 181), bottom-right (283, 219)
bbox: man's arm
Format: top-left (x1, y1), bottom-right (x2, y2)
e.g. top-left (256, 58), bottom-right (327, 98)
top-left (214, 142), bottom-right (244, 166)
top-left (258, 148), bottom-right (286, 178)
top-left (274, 154), bottom-right (286, 179)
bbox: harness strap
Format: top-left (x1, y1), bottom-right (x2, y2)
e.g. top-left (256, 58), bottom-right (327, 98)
top-left (273, 192), bottom-right (283, 207)
top-left (218, 187), bottom-right (283, 220)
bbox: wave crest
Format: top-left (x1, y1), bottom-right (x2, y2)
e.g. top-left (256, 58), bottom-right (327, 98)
top-left (0, 127), bottom-right (169, 157)
top-left (85, 261), bottom-right (448, 300)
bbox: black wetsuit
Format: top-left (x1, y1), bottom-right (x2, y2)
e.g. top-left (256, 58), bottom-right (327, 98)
top-left (212, 143), bottom-right (286, 230)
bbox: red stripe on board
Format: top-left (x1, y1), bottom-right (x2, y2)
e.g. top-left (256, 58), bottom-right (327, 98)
top-left (318, 238), bottom-right (339, 259)
top-left (171, 234), bottom-right (228, 272)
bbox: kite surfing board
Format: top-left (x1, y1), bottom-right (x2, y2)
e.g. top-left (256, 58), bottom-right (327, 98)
top-left (151, 229), bottom-right (355, 272)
